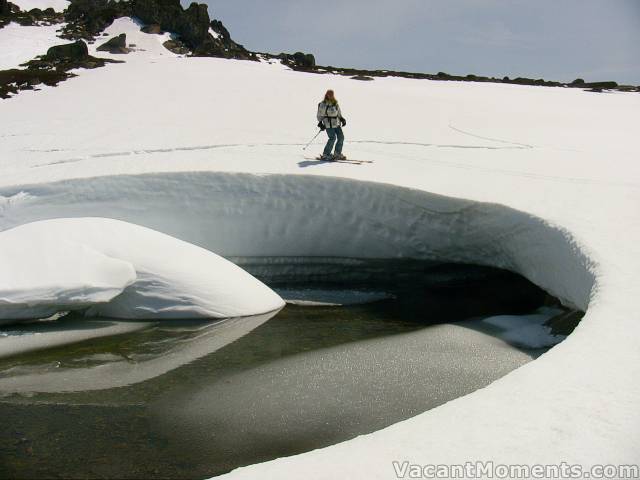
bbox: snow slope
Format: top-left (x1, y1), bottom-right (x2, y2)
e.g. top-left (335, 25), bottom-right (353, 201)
top-left (0, 22), bottom-right (64, 70)
top-left (0, 32), bottom-right (639, 477)
top-left (86, 17), bottom-right (178, 61)
top-left (0, 218), bottom-right (284, 322)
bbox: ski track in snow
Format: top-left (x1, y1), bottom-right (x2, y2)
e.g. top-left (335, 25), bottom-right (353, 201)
top-left (447, 123), bottom-right (534, 149)
top-left (22, 140), bottom-right (638, 191)
top-left (25, 138), bottom-right (527, 168)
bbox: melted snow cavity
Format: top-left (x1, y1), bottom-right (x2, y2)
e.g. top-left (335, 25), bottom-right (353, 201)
top-left (0, 172), bottom-right (594, 308)
top-left (0, 173), bottom-right (591, 478)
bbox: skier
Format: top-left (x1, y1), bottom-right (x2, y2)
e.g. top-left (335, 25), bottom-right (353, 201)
top-left (317, 89), bottom-right (347, 161)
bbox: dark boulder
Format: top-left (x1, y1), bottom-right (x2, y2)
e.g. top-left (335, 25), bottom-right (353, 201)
top-left (141, 22), bottom-right (161, 34)
top-left (512, 77), bottom-right (536, 86)
top-left (45, 40), bottom-right (89, 61)
top-left (279, 51), bottom-right (315, 70)
top-left (163, 38), bottom-right (190, 55)
top-left (28, 7), bottom-right (43, 18)
top-left (96, 32), bottom-right (129, 53)
top-left (351, 75), bottom-right (374, 81)
top-left (293, 51), bottom-right (315, 68)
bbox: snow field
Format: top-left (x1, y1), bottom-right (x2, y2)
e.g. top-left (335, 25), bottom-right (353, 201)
top-left (0, 35), bottom-right (638, 477)
top-left (0, 22), bottom-right (65, 70)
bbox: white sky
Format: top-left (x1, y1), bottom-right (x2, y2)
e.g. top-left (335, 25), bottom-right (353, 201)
top-left (198, 0), bottom-right (640, 85)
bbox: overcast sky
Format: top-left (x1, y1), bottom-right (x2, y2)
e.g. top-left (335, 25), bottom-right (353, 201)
top-left (195, 0), bottom-right (640, 85)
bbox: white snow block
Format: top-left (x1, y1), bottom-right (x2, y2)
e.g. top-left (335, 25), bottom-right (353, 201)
top-left (0, 218), bottom-right (284, 323)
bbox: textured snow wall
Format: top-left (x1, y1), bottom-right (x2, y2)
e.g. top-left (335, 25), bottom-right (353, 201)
top-left (0, 172), bottom-right (595, 312)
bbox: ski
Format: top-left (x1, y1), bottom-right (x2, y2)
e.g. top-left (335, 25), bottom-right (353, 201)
top-left (304, 156), bottom-right (373, 165)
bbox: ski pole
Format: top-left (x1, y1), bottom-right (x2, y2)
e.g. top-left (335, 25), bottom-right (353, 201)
top-left (302, 129), bottom-right (322, 150)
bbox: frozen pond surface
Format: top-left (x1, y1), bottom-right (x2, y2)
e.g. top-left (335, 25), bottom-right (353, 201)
top-left (0, 280), bottom-right (564, 479)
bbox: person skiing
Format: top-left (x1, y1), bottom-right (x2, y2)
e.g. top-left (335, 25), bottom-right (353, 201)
top-left (317, 89), bottom-right (347, 161)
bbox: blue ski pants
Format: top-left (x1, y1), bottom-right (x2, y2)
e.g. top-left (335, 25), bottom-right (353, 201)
top-left (323, 127), bottom-right (344, 156)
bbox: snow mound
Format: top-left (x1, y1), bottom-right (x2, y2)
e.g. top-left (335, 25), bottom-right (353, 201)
top-left (0, 218), bottom-right (284, 323)
top-left (0, 23), bottom-right (64, 70)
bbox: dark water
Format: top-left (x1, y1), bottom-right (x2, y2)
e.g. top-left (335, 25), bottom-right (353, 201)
top-left (0, 305), bottom-right (555, 479)
top-left (0, 265), bottom-right (562, 479)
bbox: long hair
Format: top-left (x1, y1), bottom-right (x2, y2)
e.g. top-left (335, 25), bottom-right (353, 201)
top-left (324, 89), bottom-right (338, 104)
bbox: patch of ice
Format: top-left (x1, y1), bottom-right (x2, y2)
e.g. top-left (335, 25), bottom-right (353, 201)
top-left (0, 311), bottom-right (277, 393)
top-left (480, 306), bottom-right (565, 348)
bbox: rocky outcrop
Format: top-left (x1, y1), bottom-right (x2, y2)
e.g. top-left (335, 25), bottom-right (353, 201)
top-left (96, 33), bottom-right (130, 53)
top-left (132, 0), bottom-right (207, 49)
top-left (61, 0), bottom-right (129, 40)
top-left (583, 81), bottom-right (618, 90)
top-left (192, 34), bottom-right (256, 60)
top-left (179, 2), bottom-right (209, 48)
top-left (1, 0), bottom-right (64, 27)
top-left (0, 39), bottom-right (120, 99)
top-left (5, 0), bottom-right (634, 100)
top-left (0, 67), bottom-right (70, 98)
top-left (294, 63), bottom-right (637, 93)
top-left (0, 0), bottom-right (12, 16)
top-left (278, 51), bottom-right (315, 70)
top-left (131, 0), bottom-right (255, 59)
top-left (209, 19), bottom-right (230, 41)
